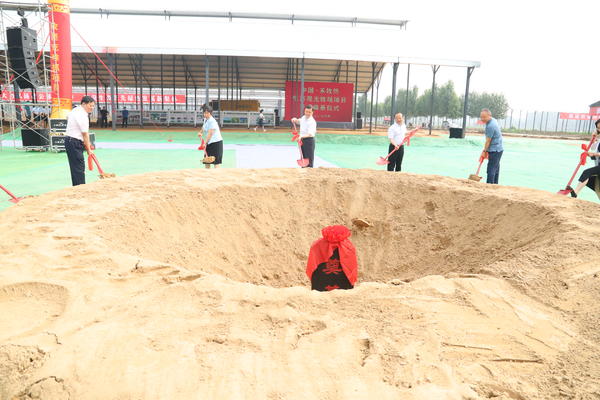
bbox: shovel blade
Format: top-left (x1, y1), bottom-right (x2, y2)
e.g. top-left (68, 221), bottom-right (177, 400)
top-left (376, 157), bottom-right (390, 165)
top-left (468, 174), bottom-right (482, 182)
top-left (557, 189), bottom-right (571, 195)
top-left (297, 158), bottom-right (310, 167)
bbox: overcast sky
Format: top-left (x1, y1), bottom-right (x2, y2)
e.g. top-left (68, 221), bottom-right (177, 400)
top-left (38, 0), bottom-right (600, 112)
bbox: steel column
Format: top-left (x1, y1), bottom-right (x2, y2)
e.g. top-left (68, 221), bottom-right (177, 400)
top-left (429, 65), bottom-right (440, 135)
top-left (205, 55), bottom-right (210, 106)
top-left (461, 66), bottom-right (474, 138)
top-left (160, 54), bottom-right (164, 110)
top-left (390, 62), bottom-right (398, 124)
top-left (109, 53), bottom-right (116, 131)
top-left (172, 55), bottom-right (176, 110)
top-left (369, 62), bottom-right (375, 133)
top-left (353, 60), bottom-right (358, 130)
top-left (300, 57), bottom-right (305, 113)
top-left (404, 64), bottom-right (410, 117)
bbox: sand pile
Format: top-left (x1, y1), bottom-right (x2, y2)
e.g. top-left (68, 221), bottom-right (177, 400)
top-left (1, 168), bottom-right (600, 399)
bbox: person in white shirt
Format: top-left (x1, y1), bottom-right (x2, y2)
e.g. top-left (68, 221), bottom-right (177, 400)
top-left (291, 105), bottom-right (317, 168)
top-left (198, 105), bottom-right (223, 169)
top-left (64, 96), bottom-right (95, 185)
top-left (253, 109), bottom-right (266, 132)
top-left (387, 113), bottom-right (407, 172)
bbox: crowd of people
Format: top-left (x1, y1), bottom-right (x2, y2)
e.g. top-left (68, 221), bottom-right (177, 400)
top-left (62, 97), bottom-right (600, 199)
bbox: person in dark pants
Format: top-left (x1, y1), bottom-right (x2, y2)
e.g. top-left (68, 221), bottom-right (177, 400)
top-left (480, 108), bottom-right (504, 184)
top-left (387, 112), bottom-right (407, 171)
top-left (198, 105), bottom-right (223, 169)
top-left (567, 119), bottom-right (600, 198)
top-left (65, 96), bottom-right (95, 186)
top-left (99, 106), bottom-right (108, 128)
top-left (291, 105), bottom-right (317, 168)
top-left (121, 107), bottom-right (129, 128)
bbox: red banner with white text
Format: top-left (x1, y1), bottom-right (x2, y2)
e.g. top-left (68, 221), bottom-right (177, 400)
top-left (559, 112), bottom-right (600, 120)
top-left (285, 81), bottom-right (354, 122)
top-left (1, 90), bottom-right (186, 105)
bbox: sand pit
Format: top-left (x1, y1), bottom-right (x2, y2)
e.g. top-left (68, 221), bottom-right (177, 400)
top-left (1, 168), bottom-right (600, 399)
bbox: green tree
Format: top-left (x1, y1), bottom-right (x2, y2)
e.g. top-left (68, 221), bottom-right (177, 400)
top-left (463, 92), bottom-right (509, 119)
top-left (436, 81), bottom-right (461, 119)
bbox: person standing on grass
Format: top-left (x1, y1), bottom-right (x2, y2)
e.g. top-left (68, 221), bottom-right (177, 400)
top-left (121, 107), bottom-right (129, 128)
top-left (65, 96), bottom-right (95, 186)
top-left (566, 119), bottom-right (600, 198)
top-left (291, 105), bottom-right (317, 168)
top-left (99, 106), bottom-right (109, 128)
top-left (254, 109), bottom-right (266, 132)
top-left (198, 105), bottom-right (223, 169)
top-left (387, 112), bottom-right (407, 172)
top-left (480, 108), bottom-right (504, 184)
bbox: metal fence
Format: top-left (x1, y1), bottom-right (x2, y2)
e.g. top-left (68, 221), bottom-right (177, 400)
top-left (365, 110), bottom-right (598, 135)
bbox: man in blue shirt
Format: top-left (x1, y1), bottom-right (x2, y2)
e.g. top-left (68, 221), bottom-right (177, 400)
top-left (480, 108), bottom-right (504, 184)
top-left (121, 107), bottom-right (129, 128)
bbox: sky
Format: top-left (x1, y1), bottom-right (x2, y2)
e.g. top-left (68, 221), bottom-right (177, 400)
top-left (30, 0), bottom-right (600, 112)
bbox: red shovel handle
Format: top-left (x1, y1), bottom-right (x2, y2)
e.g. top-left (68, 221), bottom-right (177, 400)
top-left (0, 184), bottom-right (19, 201)
top-left (562, 136), bottom-right (596, 188)
top-left (89, 154), bottom-right (105, 175)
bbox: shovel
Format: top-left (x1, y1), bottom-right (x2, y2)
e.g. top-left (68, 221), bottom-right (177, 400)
top-left (376, 147), bottom-right (399, 165)
top-left (468, 152), bottom-right (488, 181)
top-left (291, 122), bottom-right (310, 167)
top-left (88, 153), bottom-right (116, 179)
top-left (557, 137), bottom-right (596, 195)
top-left (375, 127), bottom-right (420, 165)
top-left (198, 138), bottom-right (215, 164)
top-left (0, 184), bottom-right (25, 203)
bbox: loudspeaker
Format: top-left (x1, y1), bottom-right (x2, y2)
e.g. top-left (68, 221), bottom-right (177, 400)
top-left (356, 118), bottom-right (363, 129)
top-left (6, 27), bottom-right (42, 89)
top-left (21, 128), bottom-right (49, 147)
top-left (356, 112), bottom-right (362, 119)
top-left (449, 127), bottom-right (464, 139)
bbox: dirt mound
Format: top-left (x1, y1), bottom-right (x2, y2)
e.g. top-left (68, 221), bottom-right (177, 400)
top-left (0, 168), bottom-right (599, 399)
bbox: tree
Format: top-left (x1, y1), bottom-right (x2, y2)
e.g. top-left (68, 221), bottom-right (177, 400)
top-left (394, 86), bottom-right (419, 117)
top-left (464, 92), bottom-right (509, 119)
top-left (436, 81), bottom-right (462, 119)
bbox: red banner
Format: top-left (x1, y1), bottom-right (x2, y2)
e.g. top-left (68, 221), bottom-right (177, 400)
top-left (285, 81), bottom-right (354, 122)
top-left (559, 112), bottom-right (600, 120)
top-left (48, 0), bottom-right (72, 118)
top-left (2, 90), bottom-right (186, 105)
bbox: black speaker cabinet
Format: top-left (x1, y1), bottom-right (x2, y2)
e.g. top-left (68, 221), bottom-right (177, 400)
top-left (6, 27), bottom-right (42, 89)
top-left (21, 128), bottom-right (49, 147)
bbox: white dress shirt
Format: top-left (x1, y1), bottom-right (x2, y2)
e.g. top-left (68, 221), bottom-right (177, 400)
top-left (388, 122), bottom-right (407, 146)
top-left (65, 106), bottom-right (90, 141)
top-left (299, 116), bottom-right (317, 138)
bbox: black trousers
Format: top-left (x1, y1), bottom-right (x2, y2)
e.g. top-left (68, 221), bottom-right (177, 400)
top-left (65, 136), bottom-right (85, 186)
top-left (100, 116), bottom-right (108, 128)
top-left (387, 144), bottom-right (404, 171)
top-left (122, 117), bottom-right (128, 128)
top-left (300, 137), bottom-right (315, 168)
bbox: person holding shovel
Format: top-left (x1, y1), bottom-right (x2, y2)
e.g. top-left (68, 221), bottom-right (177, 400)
top-left (387, 113), bottom-right (407, 172)
top-left (291, 105), bottom-right (317, 168)
top-left (198, 105), bottom-right (223, 169)
top-left (65, 96), bottom-right (95, 186)
top-left (566, 119), bottom-right (600, 198)
top-left (480, 108), bottom-right (504, 184)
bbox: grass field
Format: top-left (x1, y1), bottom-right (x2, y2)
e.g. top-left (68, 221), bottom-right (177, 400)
top-left (1, 129), bottom-right (597, 210)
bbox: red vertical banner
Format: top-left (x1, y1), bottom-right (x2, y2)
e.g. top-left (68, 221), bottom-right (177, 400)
top-left (49, 0), bottom-right (72, 119)
top-left (285, 81), bottom-right (354, 122)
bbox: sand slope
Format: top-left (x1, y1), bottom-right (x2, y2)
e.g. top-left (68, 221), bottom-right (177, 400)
top-left (1, 169), bottom-right (600, 399)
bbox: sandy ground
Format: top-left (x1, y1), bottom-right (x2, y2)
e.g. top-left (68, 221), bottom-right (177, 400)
top-left (1, 169), bottom-right (600, 399)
